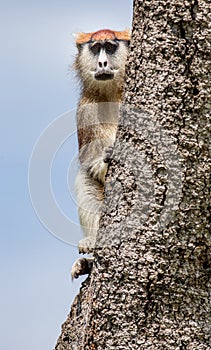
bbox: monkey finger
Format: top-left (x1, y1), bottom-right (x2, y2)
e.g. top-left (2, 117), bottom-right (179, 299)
top-left (103, 146), bottom-right (114, 163)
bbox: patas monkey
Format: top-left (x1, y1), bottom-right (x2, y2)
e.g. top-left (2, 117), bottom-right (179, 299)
top-left (71, 29), bottom-right (130, 279)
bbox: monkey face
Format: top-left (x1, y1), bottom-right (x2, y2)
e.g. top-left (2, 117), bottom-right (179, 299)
top-left (76, 40), bottom-right (129, 84)
top-left (89, 40), bottom-right (120, 81)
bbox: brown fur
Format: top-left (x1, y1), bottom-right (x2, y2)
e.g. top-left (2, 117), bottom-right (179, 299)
top-left (76, 29), bottom-right (130, 45)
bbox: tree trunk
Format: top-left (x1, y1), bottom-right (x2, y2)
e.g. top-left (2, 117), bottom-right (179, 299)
top-left (55, 0), bottom-right (210, 349)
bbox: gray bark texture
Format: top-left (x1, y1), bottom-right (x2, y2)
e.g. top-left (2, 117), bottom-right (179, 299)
top-left (55, 0), bottom-right (210, 349)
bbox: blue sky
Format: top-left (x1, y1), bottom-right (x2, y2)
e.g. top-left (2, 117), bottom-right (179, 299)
top-left (0, 1), bottom-right (133, 349)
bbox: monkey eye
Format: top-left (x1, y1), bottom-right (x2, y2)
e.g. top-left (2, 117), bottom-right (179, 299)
top-left (104, 42), bottom-right (118, 54)
top-left (90, 43), bottom-right (102, 55)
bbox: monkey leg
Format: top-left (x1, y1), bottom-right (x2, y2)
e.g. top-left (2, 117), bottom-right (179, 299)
top-left (75, 170), bottom-right (103, 248)
top-left (71, 170), bottom-right (103, 279)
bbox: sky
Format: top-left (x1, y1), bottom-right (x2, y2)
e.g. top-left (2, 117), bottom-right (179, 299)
top-left (0, 1), bottom-right (133, 349)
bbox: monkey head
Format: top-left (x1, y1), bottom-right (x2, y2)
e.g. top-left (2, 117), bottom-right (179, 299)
top-left (74, 29), bottom-right (130, 89)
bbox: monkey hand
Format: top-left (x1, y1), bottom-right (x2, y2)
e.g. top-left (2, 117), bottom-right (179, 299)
top-left (87, 157), bottom-right (108, 183)
top-left (71, 257), bottom-right (94, 279)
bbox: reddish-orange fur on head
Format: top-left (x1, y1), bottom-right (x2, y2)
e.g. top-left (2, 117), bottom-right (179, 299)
top-left (76, 29), bottom-right (130, 45)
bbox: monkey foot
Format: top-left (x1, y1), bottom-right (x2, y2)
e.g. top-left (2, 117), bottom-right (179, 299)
top-left (71, 257), bottom-right (94, 279)
top-left (78, 237), bottom-right (95, 254)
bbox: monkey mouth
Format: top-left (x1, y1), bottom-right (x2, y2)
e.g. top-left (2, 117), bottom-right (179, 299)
top-left (95, 71), bottom-right (114, 81)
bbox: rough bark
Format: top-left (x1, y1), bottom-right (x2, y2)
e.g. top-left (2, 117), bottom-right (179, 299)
top-left (55, 0), bottom-right (210, 349)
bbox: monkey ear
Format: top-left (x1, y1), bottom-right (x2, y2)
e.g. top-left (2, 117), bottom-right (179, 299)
top-left (72, 33), bottom-right (83, 51)
top-left (76, 43), bottom-right (83, 52)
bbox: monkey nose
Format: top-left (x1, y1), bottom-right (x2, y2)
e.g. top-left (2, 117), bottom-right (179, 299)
top-left (99, 60), bottom-right (108, 68)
